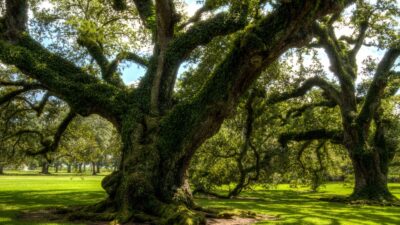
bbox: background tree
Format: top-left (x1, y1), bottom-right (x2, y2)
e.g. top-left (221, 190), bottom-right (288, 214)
top-left (268, 0), bottom-right (399, 201)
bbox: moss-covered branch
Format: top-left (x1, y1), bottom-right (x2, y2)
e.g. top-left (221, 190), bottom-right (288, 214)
top-left (285, 100), bottom-right (338, 119)
top-left (350, 20), bottom-right (369, 60)
top-left (0, 84), bottom-right (42, 106)
top-left (0, 35), bottom-right (131, 120)
top-left (108, 51), bottom-right (149, 76)
top-left (312, 22), bottom-right (356, 87)
top-left (157, 0), bottom-right (352, 195)
top-left (279, 129), bottom-right (343, 146)
top-left (77, 37), bottom-right (126, 87)
top-left (77, 37), bottom-right (108, 73)
top-left (156, 10), bottom-right (249, 109)
top-left (267, 76), bottom-right (342, 105)
top-left (357, 48), bottom-right (400, 127)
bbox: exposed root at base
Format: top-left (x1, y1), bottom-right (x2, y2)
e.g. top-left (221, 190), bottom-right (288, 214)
top-left (17, 202), bottom-right (278, 225)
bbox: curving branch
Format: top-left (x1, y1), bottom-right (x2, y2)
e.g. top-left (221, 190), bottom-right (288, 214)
top-left (77, 37), bottom-right (109, 74)
top-left (0, 84), bottom-right (43, 106)
top-left (296, 140), bottom-right (313, 172)
top-left (267, 76), bottom-right (342, 105)
top-left (178, 3), bottom-right (213, 30)
top-left (14, 92), bottom-right (51, 116)
top-left (357, 48), bottom-right (400, 127)
top-left (312, 22), bottom-right (356, 85)
top-left (286, 100), bottom-right (338, 119)
top-left (157, 0), bottom-right (353, 182)
top-left (107, 51), bottom-right (149, 77)
top-left (349, 20), bottom-right (369, 60)
top-left (149, 7), bottom-right (250, 113)
top-left (27, 110), bottom-right (76, 156)
top-left (34, 92), bottom-right (51, 116)
top-left (279, 129), bottom-right (343, 146)
top-left (0, 80), bottom-right (41, 87)
top-left (77, 37), bottom-right (125, 87)
top-left (0, 35), bottom-right (129, 121)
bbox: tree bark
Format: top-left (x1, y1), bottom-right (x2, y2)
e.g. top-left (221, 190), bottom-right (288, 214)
top-left (67, 163), bottom-right (72, 173)
top-left (92, 162), bottom-right (97, 175)
top-left (96, 161), bottom-right (101, 174)
top-left (99, 126), bottom-right (204, 224)
top-left (347, 116), bottom-right (397, 201)
top-left (41, 161), bottom-right (50, 174)
top-left (0, 165), bottom-right (4, 174)
top-left (55, 162), bottom-right (60, 173)
top-left (349, 151), bottom-right (394, 201)
top-left (78, 163), bottom-right (82, 173)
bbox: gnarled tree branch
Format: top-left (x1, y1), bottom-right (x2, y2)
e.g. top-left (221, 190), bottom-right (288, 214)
top-left (279, 129), bottom-right (343, 146)
top-left (357, 48), bottom-right (400, 127)
top-left (27, 110), bottom-right (76, 156)
top-left (267, 76), bottom-right (342, 105)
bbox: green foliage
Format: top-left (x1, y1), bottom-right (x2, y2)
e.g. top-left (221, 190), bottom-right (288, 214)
top-left (60, 115), bottom-right (121, 169)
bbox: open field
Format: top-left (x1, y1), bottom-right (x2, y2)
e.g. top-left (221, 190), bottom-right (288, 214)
top-left (0, 174), bottom-right (400, 225)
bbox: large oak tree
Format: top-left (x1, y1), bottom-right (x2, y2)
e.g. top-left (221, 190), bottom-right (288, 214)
top-left (271, 0), bottom-right (399, 202)
top-left (0, 0), bottom-right (352, 224)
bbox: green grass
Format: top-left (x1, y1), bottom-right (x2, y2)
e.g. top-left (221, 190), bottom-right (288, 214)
top-left (1, 174), bottom-right (400, 225)
top-left (0, 174), bottom-right (106, 225)
top-left (196, 183), bottom-right (400, 225)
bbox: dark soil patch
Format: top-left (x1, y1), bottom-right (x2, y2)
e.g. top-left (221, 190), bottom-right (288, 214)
top-left (19, 208), bottom-right (277, 225)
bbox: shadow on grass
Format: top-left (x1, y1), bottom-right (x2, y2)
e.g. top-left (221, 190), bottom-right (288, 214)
top-left (1, 182), bottom-right (400, 225)
top-left (0, 190), bottom-right (105, 225)
top-left (197, 189), bottom-right (400, 225)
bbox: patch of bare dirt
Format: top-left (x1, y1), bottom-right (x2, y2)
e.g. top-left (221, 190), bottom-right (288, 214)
top-left (19, 208), bottom-right (278, 225)
top-left (207, 215), bottom-right (278, 225)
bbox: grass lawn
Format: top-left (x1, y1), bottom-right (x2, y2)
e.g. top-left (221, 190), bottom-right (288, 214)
top-left (1, 174), bottom-right (400, 225)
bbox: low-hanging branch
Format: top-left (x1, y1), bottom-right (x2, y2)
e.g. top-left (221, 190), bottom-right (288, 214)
top-left (285, 100), bottom-right (338, 119)
top-left (26, 110), bottom-right (76, 156)
top-left (0, 85), bottom-right (43, 106)
top-left (279, 129), bottom-right (343, 146)
top-left (267, 76), bottom-right (342, 105)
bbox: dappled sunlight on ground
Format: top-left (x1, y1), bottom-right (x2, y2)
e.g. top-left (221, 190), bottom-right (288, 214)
top-left (1, 175), bottom-right (400, 225)
top-left (196, 183), bottom-right (400, 225)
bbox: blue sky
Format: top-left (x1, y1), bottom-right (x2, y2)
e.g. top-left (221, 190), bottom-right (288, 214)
top-left (120, 0), bottom-right (201, 84)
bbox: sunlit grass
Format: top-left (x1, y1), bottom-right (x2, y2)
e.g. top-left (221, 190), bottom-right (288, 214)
top-left (1, 174), bottom-right (400, 225)
top-left (0, 174), bottom-right (106, 225)
top-left (196, 183), bottom-right (400, 225)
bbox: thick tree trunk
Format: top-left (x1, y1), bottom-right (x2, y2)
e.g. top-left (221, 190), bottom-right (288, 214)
top-left (349, 151), bottom-right (394, 201)
top-left (92, 162), bottom-right (97, 175)
top-left (99, 127), bottom-right (205, 224)
top-left (78, 163), bottom-right (82, 173)
top-left (67, 164), bottom-right (72, 173)
top-left (55, 162), bottom-right (60, 173)
top-left (343, 112), bottom-right (397, 202)
top-left (96, 161), bottom-right (101, 174)
top-left (0, 165), bottom-right (4, 174)
top-left (41, 162), bottom-right (50, 174)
